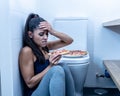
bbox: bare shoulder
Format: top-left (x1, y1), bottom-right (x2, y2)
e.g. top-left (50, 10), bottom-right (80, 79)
top-left (19, 46), bottom-right (34, 65)
top-left (20, 46), bottom-right (33, 54)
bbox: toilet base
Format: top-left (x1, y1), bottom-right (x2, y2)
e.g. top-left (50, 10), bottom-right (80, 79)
top-left (68, 63), bottom-right (89, 96)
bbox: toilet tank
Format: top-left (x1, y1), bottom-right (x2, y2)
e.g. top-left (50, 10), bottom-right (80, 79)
top-left (50, 17), bottom-right (88, 50)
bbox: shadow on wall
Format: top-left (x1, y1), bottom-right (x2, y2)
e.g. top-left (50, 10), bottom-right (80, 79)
top-left (104, 26), bottom-right (120, 34)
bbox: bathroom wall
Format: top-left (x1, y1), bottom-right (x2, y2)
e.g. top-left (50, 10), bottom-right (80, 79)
top-left (0, 0), bottom-right (38, 96)
top-left (0, 1), bottom-right (11, 96)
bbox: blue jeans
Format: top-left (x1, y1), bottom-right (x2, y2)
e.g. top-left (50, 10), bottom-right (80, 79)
top-left (31, 63), bottom-right (75, 96)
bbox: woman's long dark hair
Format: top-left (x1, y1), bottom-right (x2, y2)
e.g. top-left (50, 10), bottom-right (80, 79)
top-left (23, 13), bottom-right (49, 64)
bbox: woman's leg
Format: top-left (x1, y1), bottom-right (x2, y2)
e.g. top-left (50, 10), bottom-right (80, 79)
top-left (59, 63), bottom-right (76, 96)
top-left (32, 65), bottom-right (65, 96)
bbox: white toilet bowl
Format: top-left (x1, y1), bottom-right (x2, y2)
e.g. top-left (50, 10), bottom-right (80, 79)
top-left (60, 54), bottom-right (90, 96)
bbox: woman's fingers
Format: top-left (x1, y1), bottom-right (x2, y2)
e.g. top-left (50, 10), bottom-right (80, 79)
top-left (49, 53), bottom-right (61, 65)
top-left (51, 56), bottom-right (61, 64)
top-left (39, 21), bottom-right (52, 32)
top-left (54, 61), bottom-right (59, 65)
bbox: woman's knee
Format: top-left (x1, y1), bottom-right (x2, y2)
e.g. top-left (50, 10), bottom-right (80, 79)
top-left (51, 65), bottom-right (65, 76)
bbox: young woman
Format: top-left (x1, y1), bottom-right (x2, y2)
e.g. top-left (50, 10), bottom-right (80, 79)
top-left (19, 13), bottom-right (75, 96)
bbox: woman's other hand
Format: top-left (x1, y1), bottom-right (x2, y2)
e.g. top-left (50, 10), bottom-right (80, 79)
top-left (39, 21), bottom-right (54, 34)
top-left (49, 53), bottom-right (62, 65)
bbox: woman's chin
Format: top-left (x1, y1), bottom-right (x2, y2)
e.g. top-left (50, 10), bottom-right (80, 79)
top-left (42, 44), bottom-right (47, 47)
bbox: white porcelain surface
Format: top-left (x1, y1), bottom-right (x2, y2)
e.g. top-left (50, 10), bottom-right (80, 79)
top-left (60, 53), bottom-right (90, 64)
top-left (60, 53), bottom-right (90, 96)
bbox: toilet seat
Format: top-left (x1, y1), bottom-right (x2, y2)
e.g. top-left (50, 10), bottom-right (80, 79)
top-left (59, 53), bottom-right (90, 64)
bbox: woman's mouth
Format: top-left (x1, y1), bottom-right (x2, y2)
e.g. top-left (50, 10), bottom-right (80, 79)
top-left (42, 41), bottom-right (47, 45)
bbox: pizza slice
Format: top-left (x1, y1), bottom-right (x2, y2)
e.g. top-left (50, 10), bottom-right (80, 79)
top-left (48, 49), bottom-right (70, 55)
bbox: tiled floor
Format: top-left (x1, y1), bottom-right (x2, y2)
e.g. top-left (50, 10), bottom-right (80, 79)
top-left (83, 87), bottom-right (120, 96)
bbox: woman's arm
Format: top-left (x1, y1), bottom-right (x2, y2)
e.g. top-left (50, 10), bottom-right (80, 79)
top-left (39, 21), bottom-right (73, 50)
top-left (19, 47), bottom-right (52, 88)
top-left (48, 29), bottom-right (73, 50)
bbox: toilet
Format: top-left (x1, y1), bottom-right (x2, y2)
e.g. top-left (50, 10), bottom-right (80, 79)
top-left (52, 17), bottom-right (89, 96)
top-left (60, 53), bottom-right (90, 96)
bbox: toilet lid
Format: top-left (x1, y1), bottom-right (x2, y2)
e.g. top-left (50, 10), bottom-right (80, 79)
top-left (59, 53), bottom-right (90, 64)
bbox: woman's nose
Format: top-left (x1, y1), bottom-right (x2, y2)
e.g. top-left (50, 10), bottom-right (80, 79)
top-left (43, 34), bottom-right (48, 39)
